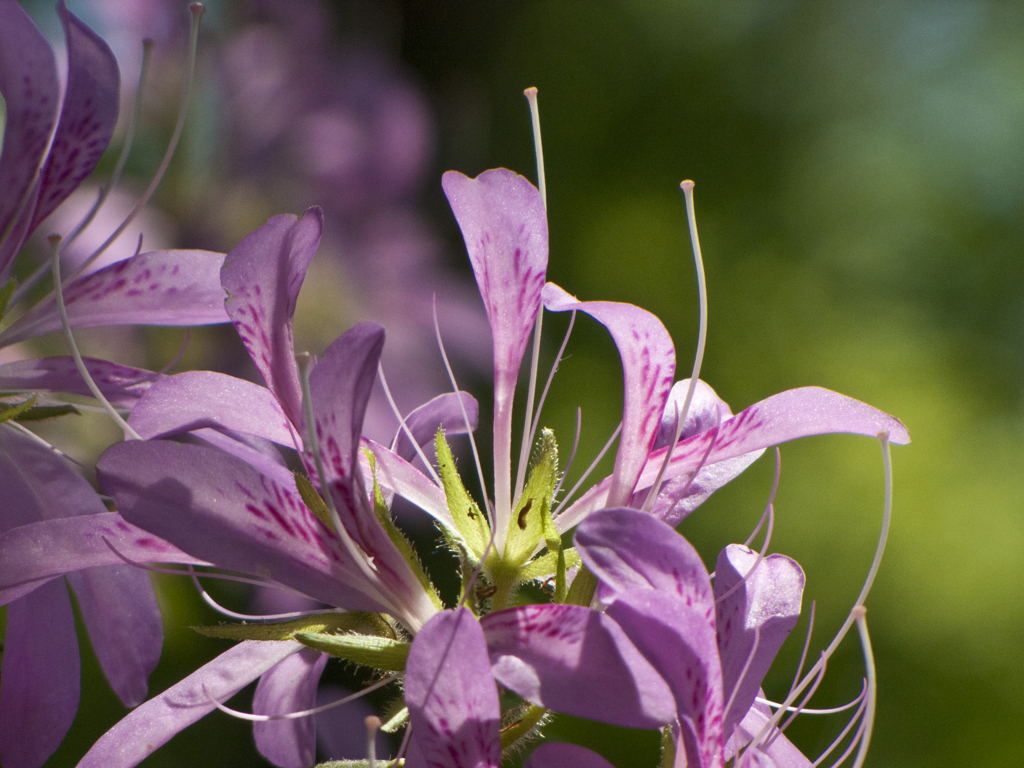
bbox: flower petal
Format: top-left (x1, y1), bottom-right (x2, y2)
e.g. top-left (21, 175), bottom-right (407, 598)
top-left (360, 438), bottom-right (453, 530)
top-left (128, 370), bottom-right (296, 447)
top-left (725, 703), bottom-right (812, 768)
top-left (0, 250), bottom-right (230, 347)
top-left (442, 169), bottom-right (548, 537)
top-left (392, 391), bottom-right (479, 462)
top-left (0, 579), bottom-right (80, 768)
top-left (77, 640), bottom-right (303, 768)
top-left (575, 508), bottom-right (715, 625)
top-left (29, 1), bottom-right (120, 231)
top-left (222, 208), bottom-right (323, 427)
top-left (0, 356), bottom-right (160, 407)
top-left (253, 648), bottom-right (328, 768)
top-left (66, 564), bottom-right (162, 708)
top-left (97, 439), bottom-right (390, 614)
top-left (543, 283), bottom-right (675, 507)
top-left (0, 0), bottom-right (58, 275)
top-left (558, 387), bottom-right (909, 531)
top-left (480, 603), bottom-right (675, 730)
top-left (714, 546), bottom-right (804, 736)
top-left (526, 743), bottom-right (616, 768)
top-left (606, 589), bottom-right (725, 768)
top-left (0, 513), bottom-right (205, 606)
top-left (406, 608), bottom-right (501, 768)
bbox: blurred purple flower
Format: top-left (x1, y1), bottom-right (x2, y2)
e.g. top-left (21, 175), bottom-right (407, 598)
top-left (0, 0), bottom-right (119, 281)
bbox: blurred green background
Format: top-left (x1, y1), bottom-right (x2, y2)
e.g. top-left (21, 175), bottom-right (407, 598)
top-left (16, 0), bottom-right (1023, 766)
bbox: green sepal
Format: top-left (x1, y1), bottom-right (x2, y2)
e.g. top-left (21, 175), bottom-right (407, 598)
top-left (380, 702), bottom-right (409, 733)
top-left (502, 429), bottom-right (558, 570)
top-left (294, 472), bottom-right (335, 534)
top-left (0, 278), bottom-right (16, 323)
top-left (516, 547), bottom-right (580, 582)
top-left (540, 505), bottom-right (568, 603)
top-left (295, 631), bottom-right (410, 671)
top-left (565, 564), bottom-right (599, 607)
top-left (436, 429), bottom-right (491, 562)
top-left (12, 403), bottom-right (81, 422)
top-left (500, 703), bottom-right (548, 752)
top-left (193, 611), bottom-right (391, 642)
top-left (0, 396), bottom-right (39, 425)
top-left (365, 449), bottom-right (443, 612)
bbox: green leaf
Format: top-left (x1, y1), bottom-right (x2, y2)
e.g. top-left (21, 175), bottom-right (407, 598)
top-left (436, 428), bottom-right (491, 562)
top-left (193, 611), bottom-right (390, 642)
top-left (295, 631), bottom-right (410, 670)
top-left (12, 403), bottom-right (81, 422)
top-left (0, 396), bottom-right (38, 425)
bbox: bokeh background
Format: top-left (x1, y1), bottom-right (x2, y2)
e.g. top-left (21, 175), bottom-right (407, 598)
top-left (10, 0), bottom-right (1023, 766)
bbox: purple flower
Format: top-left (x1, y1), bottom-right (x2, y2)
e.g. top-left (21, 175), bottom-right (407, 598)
top-left (576, 507), bottom-right (809, 768)
top-left (0, 0), bottom-right (119, 280)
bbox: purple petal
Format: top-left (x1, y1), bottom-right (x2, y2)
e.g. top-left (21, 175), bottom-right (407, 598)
top-left (78, 640), bottom-right (303, 768)
top-left (0, 579), bottom-right (80, 768)
top-left (543, 283), bottom-right (675, 507)
top-left (653, 379), bottom-right (735, 450)
top-left (0, 426), bottom-right (107, 529)
top-left (526, 743), bottom-right (617, 768)
top-left (0, 0), bottom-right (58, 274)
top-left (725, 703), bottom-right (812, 768)
top-left (0, 513), bottom-right (206, 606)
top-left (441, 168), bottom-right (547, 399)
top-left (129, 370), bottom-right (296, 446)
top-left (303, 324), bottom-right (437, 631)
top-left (222, 208), bottom-right (323, 427)
top-left (606, 589), bottom-right (725, 768)
top-left (29, 1), bottom-right (120, 231)
top-left (0, 249), bottom-right (229, 347)
top-left (480, 603), bottom-right (675, 730)
top-left (392, 391), bottom-right (479, 462)
top-left (360, 438), bottom-right (453, 530)
top-left (97, 439), bottom-right (390, 614)
top-left (66, 564), bottom-right (162, 708)
top-left (405, 608), bottom-right (501, 768)
top-left (253, 648), bottom-right (328, 768)
top-left (630, 452), bottom-right (764, 526)
top-left (0, 356), bottom-right (160, 407)
top-left (715, 546), bottom-right (804, 736)
top-left (575, 508), bottom-right (715, 626)
top-left (558, 387), bottom-right (909, 531)
top-left (442, 169), bottom-right (548, 529)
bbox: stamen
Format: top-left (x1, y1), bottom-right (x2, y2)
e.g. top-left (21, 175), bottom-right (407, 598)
top-left (377, 362), bottom-right (442, 486)
top-left (815, 699), bottom-right (868, 768)
top-left (5, 420), bottom-right (91, 472)
top-left (101, 537), bottom-right (307, 595)
top-left (68, 4), bottom-right (206, 280)
top-left (744, 448), bottom-right (782, 547)
top-left (786, 601), bottom-right (816, 705)
top-left (849, 608), bottom-right (876, 768)
top-left (186, 566), bottom-right (336, 622)
top-left (749, 434), bottom-right (894, 748)
top-left (203, 674), bottom-right (394, 722)
top-left (678, 181), bottom-right (709, 424)
top-left (756, 681), bottom-right (866, 715)
top-left (551, 421), bottom-right (622, 515)
top-left (432, 296), bottom-right (491, 519)
top-left (551, 407), bottom-right (582, 501)
top-left (520, 309), bottom-right (576, 498)
top-left (524, 87), bottom-right (547, 208)
top-left (50, 234), bottom-right (141, 440)
top-left (366, 715), bottom-right (381, 768)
